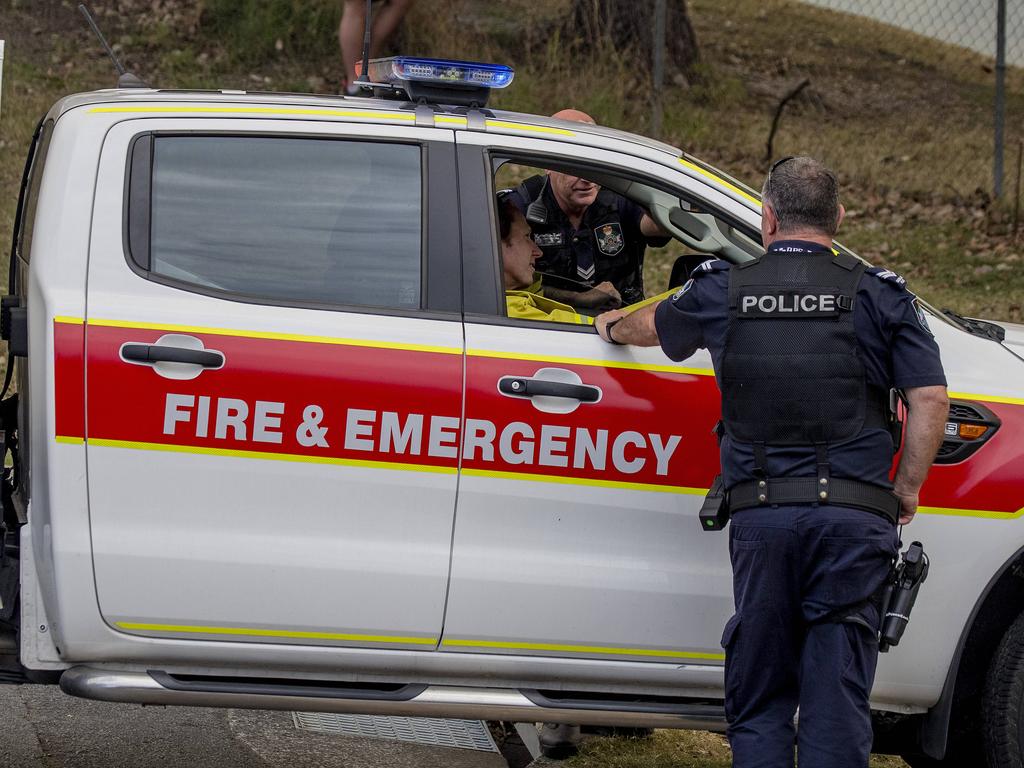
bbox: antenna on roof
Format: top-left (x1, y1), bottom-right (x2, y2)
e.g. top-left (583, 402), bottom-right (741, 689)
top-left (354, 0), bottom-right (373, 94)
top-left (78, 3), bottom-right (148, 88)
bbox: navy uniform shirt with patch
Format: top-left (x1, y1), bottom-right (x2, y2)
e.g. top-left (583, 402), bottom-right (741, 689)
top-left (654, 240), bottom-right (947, 489)
top-left (508, 176), bottom-right (670, 305)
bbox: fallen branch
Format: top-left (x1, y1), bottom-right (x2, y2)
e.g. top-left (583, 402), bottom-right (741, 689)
top-left (765, 78), bottom-right (811, 163)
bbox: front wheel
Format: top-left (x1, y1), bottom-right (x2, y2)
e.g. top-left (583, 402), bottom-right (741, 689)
top-left (902, 754), bottom-right (959, 768)
top-left (983, 609), bottom-right (1024, 767)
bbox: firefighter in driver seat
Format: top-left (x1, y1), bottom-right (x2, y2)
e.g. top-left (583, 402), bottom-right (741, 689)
top-left (498, 192), bottom-right (593, 325)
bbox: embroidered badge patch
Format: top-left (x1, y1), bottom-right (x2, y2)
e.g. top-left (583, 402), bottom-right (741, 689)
top-left (915, 301), bottom-right (933, 335)
top-left (594, 222), bottom-right (625, 256)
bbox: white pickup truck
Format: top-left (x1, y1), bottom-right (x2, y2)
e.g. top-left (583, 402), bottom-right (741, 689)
top-left (2, 59), bottom-right (1023, 767)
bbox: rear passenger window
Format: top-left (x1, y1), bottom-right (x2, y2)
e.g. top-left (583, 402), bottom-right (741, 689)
top-left (129, 135), bottom-right (422, 310)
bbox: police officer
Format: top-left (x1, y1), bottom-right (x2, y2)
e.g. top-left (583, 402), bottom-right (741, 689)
top-left (508, 109), bottom-right (670, 311)
top-left (594, 156), bottom-right (949, 768)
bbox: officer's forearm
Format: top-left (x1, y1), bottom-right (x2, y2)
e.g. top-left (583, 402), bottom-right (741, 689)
top-left (605, 303), bottom-right (660, 346)
top-left (893, 385), bottom-right (949, 495)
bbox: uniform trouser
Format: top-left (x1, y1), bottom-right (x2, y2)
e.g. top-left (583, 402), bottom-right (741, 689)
top-left (722, 504), bottom-right (899, 768)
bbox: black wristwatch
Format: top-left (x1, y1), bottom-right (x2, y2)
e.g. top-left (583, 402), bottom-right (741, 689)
top-left (605, 318), bottom-right (624, 345)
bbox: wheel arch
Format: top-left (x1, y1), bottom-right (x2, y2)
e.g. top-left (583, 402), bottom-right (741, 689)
top-left (920, 544), bottom-right (1024, 759)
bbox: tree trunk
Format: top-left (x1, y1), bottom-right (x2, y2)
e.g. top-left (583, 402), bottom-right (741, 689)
top-left (564, 0), bottom-right (700, 75)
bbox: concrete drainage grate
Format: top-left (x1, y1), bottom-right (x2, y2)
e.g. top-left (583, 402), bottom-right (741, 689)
top-left (292, 712), bottom-right (500, 753)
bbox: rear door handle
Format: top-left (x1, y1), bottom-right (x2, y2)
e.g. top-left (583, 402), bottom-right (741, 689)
top-left (121, 343), bottom-right (224, 369)
top-left (498, 376), bottom-right (600, 403)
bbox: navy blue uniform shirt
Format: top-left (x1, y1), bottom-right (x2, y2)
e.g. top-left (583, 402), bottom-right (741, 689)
top-left (508, 176), bottom-right (669, 305)
top-left (654, 240), bottom-right (947, 488)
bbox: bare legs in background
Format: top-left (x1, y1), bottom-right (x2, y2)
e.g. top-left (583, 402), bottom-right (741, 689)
top-left (339, 0), bottom-right (416, 93)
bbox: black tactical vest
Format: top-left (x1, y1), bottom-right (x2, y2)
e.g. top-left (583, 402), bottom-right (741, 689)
top-left (721, 249), bottom-right (889, 449)
top-left (516, 176), bottom-right (645, 305)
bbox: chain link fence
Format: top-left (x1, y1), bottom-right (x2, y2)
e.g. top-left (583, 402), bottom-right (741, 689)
top-left (806, 0), bottom-right (1023, 68)
top-left (800, 0), bottom-right (1024, 217)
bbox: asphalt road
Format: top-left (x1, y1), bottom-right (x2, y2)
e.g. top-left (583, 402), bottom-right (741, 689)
top-left (0, 684), bottom-right (509, 768)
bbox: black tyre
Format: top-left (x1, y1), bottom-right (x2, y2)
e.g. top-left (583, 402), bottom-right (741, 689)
top-left (983, 609), bottom-right (1024, 767)
top-left (901, 754), bottom-right (956, 768)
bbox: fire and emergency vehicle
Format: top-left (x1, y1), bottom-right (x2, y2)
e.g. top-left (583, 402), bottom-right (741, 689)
top-left (1, 55), bottom-right (1023, 766)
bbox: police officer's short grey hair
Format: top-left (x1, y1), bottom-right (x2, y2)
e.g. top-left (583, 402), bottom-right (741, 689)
top-left (761, 156), bottom-right (841, 236)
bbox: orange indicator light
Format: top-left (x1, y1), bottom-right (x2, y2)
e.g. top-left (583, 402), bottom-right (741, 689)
top-left (958, 424), bottom-right (989, 440)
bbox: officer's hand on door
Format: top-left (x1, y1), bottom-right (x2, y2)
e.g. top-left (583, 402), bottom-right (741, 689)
top-left (596, 309), bottom-right (628, 344)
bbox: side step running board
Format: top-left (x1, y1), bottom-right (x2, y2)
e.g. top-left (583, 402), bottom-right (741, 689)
top-left (149, 671), bottom-right (426, 701)
top-left (60, 667), bottom-right (726, 730)
top-left (522, 688), bottom-right (724, 718)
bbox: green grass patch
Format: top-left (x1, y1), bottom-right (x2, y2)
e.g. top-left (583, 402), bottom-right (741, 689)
top-left (0, 51), bottom-right (111, 270)
top-left (841, 218), bottom-right (1024, 322)
top-left (197, 0), bottom-right (341, 66)
top-left (564, 730), bottom-right (909, 768)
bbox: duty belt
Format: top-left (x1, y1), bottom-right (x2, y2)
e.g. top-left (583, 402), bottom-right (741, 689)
top-left (728, 477), bottom-right (900, 525)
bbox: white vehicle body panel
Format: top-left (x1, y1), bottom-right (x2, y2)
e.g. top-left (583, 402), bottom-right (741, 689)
top-left (446, 322), bottom-right (731, 662)
top-left (82, 116), bottom-right (462, 650)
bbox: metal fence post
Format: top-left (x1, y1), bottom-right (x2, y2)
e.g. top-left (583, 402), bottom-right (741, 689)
top-left (0, 41), bottom-right (5, 122)
top-left (651, 0), bottom-right (666, 138)
top-left (995, 0), bottom-right (1007, 199)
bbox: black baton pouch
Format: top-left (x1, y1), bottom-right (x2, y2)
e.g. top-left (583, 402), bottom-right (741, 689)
top-left (699, 475), bottom-right (730, 532)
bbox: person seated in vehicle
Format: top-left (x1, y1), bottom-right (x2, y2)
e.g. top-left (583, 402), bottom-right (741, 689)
top-left (498, 193), bottom-right (593, 325)
top-left (505, 109), bottom-right (671, 312)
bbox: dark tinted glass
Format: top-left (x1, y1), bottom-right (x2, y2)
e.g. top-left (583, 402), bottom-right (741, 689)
top-left (150, 136), bottom-right (422, 309)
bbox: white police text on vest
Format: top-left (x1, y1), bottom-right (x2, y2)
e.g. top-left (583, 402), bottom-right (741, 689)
top-left (739, 293), bottom-right (840, 315)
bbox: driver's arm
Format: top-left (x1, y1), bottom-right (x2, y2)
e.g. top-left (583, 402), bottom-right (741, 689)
top-left (640, 213), bottom-right (670, 238)
top-left (544, 282), bottom-right (622, 309)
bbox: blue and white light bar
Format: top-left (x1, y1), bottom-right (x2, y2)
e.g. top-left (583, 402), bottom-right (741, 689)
top-left (361, 56), bottom-right (515, 107)
top-left (368, 57), bottom-right (514, 89)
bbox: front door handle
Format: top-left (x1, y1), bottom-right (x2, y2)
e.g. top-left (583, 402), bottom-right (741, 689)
top-left (498, 376), bottom-right (600, 403)
top-left (121, 343), bottom-right (224, 369)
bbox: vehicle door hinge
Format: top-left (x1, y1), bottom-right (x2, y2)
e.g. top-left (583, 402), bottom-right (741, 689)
top-left (0, 296), bottom-right (27, 358)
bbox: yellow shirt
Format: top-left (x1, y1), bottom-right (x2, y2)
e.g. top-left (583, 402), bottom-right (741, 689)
top-left (504, 282), bottom-right (677, 326)
top-left (505, 291), bottom-right (594, 325)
